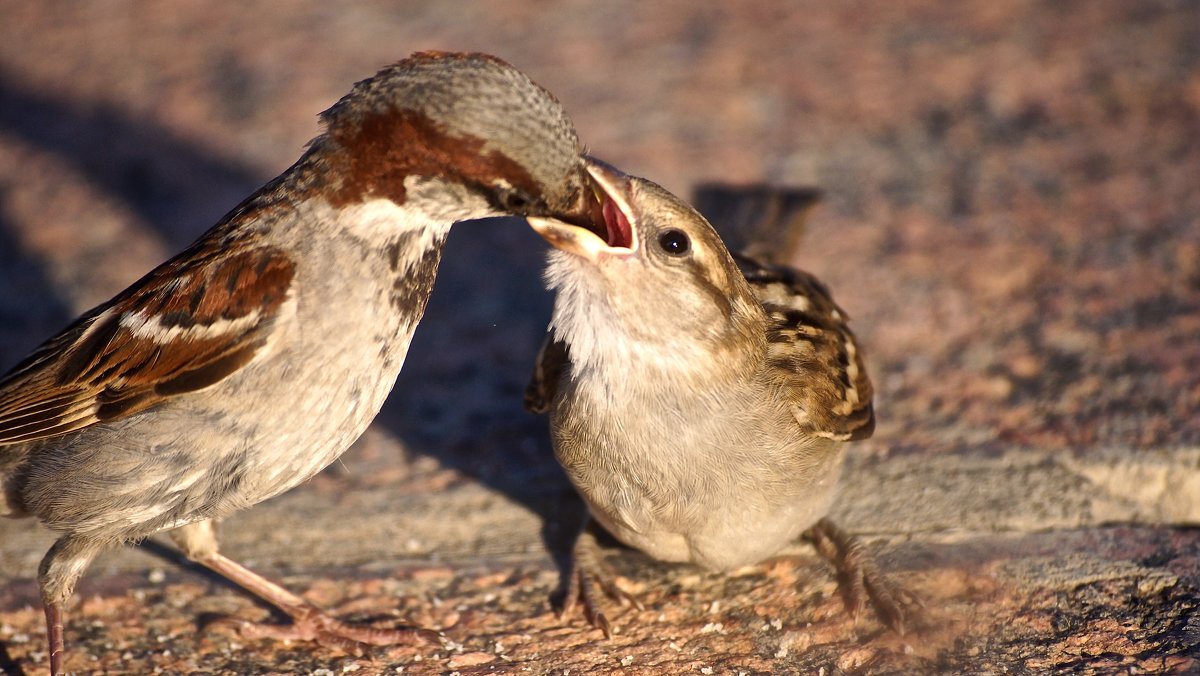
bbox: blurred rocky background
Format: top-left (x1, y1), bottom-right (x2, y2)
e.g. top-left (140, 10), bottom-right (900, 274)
top-left (0, 1), bottom-right (1197, 673)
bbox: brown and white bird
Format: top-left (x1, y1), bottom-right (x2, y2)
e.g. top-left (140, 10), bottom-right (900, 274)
top-left (525, 158), bottom-right (905, 637)
top-left (0, 51), bottom-right (595, 674)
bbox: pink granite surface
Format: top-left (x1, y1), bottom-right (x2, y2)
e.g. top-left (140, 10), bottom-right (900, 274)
top-left (0, 2), bottom-right (1197, 674)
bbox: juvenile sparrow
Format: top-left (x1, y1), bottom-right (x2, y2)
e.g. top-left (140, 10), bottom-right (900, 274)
top-left (0, 51), bottom-right (595, 674)
top-left (525, 158), bottom-right (906, 637)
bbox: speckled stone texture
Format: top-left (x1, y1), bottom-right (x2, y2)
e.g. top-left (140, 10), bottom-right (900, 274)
top-left (1, 1), bottom-right (1198, 674)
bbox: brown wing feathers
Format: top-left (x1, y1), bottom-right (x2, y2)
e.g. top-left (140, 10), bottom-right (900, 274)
top-left (737, 253), bottom-right (875, 442)
top-left (0, 246), bottom-right (294, 445)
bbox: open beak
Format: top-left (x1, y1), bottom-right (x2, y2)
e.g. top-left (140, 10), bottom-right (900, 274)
top-left (528, 156), bottom-right (639, 261)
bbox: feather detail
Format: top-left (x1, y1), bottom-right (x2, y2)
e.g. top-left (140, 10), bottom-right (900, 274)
top-left (736, 252), bottom-right (875, 441)
top-left (0, 244), bottom-right (295, 445)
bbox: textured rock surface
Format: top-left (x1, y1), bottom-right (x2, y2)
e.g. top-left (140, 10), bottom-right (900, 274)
top-left (1, 1), bottom-right (1198, 674)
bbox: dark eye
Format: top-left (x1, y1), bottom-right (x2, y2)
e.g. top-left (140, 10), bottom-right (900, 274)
top-left (658, 229), bottom-right (690, 255)
top-left (498, 187), bottom-right (533, 213)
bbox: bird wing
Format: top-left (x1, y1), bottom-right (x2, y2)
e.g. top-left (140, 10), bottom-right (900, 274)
top-left (737, 253), bottom-right (876, 442)
top-left (524, 332), bottom-right (570, 415)
top-left (0, 243), bottom-right (295, 445)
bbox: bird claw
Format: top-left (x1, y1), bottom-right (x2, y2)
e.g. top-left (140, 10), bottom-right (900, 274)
top-left (204, 603), bottom-right (443, 654)
top-left (597, 573), bottom-right (645, 612)
top-left (804, 517), bottom-right (914, 636)
top-left (556, 523), bottom-right (643, 638)
top-left (557, 552), bottom-right (642, 638)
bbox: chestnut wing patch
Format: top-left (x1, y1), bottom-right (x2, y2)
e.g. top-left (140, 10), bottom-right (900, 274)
top-left (0, 246), bottom-right (295, 444)
top-left (737, 254), bottom-right (875, 442)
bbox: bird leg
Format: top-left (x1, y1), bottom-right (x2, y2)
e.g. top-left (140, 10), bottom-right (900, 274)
top-left (803, 517), bottom-right (911, 635)
top-left (38, 535), bottom-right (107, 676)
top-left (170, 521), bottom-right (442, 653)
top-left (557, 515), bottom-right (643, 638)
top-left (43, 600), bottom-right (63, 676)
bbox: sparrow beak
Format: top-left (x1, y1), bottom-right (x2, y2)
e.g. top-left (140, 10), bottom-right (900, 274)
top-left (528, 156), bottom-right (639, 261)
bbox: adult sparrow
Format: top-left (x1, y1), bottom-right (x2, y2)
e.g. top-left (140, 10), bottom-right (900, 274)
top-left (0, 51), bottom-right (594, 674)
top-left (525, 158), bottom-right (906, 637)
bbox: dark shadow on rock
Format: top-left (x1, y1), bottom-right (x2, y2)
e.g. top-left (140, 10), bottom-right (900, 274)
top-left (0, 640), bottom-right (26, 676)
top-left (382, 217), bottom-right (582, 561)
top-left (0, 209), bottom-right (73, 369)
top-left (0, 69), bottom-right (266, 250)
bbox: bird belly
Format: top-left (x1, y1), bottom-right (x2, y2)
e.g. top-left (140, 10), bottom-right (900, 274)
top-left (19, 234), bottom-right (432, 542)
top-left (583, 478), bottom-right (835, 571)
top-left (20, 319), bottom-right (411, 541)
top-left (556, 391), bottom-right (845, 571)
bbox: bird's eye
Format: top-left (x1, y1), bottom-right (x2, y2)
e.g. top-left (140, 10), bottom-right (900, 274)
top-left (498, 187), bottom-right (534, 213)
top-left (658, 229), bottom-right (690, 256)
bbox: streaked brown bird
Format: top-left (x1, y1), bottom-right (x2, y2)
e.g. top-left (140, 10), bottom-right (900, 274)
top-left (525, 158), bottom-right (906, 637)
top-left (0, 51), bottom-right (594, 674)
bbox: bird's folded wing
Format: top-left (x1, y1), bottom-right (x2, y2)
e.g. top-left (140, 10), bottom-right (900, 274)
top-left (0, 244), bottom-right (295, 444)
top-left (737, 253), bottom-right (875, 442)
top-left (524, 332), bottom-right (570, 415)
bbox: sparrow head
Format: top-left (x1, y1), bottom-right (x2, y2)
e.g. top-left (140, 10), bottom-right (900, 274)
top-left (530, 157), bottom-right (766, 372)
top-left (307, 51), bottom-right (594, 224)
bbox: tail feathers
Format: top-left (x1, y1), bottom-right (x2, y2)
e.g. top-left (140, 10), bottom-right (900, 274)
top-left (692, 183), bottom-right (823, 266)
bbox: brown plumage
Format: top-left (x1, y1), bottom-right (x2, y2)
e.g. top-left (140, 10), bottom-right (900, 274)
top-left (0, 51), bottom-right (593, 674)
top-left (525, 158), bottom-right (904, 637)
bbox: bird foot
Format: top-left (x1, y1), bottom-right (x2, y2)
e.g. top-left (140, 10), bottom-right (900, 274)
top-left (205, 602), bottom-right (444, 655)
top-left (558, 561), bottom-right (644, 638)
top-left (804, 517), bottom-right (917, 635)
top-left (556, 522), bottom-right (644, 638)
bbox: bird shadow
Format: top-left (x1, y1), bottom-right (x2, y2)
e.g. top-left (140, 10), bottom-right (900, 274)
top-left (0, 640), bottom-right (26, 676)
top-left (381, 216), bottom-right (586, 559)
top-left (0, 209), bottom-right (74, 368)
top-left (0, 68), bottom-right (266, 250)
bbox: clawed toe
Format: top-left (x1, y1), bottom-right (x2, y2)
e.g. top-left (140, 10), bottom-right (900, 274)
top-left (597, 574), bottom-right (644, 612)
top-left (204, 604), bottom-right (443, 655)
top-left (556, 521), bottom-right (643, 638)
top-left (560, 563), bottom-right (641, 639)
top-left (859, 567), bottom-right (908, 635)
top-left (804, 517), bottom-right (914, 635)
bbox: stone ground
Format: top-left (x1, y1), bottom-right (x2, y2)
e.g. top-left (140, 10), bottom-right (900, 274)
top-left (1, 1), bottom-right (1198, 674)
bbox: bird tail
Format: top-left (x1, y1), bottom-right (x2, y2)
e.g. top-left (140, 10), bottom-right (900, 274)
top-left (691, 184), bottom-right (823, 266)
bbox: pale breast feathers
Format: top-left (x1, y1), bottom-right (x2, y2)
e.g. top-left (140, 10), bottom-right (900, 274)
top-left (0, 244), bottom-right (295, 444)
